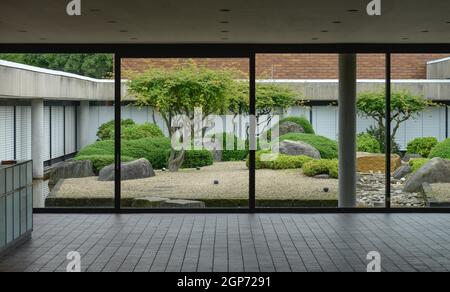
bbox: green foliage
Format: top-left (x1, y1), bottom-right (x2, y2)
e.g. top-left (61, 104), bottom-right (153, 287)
top-left (357, 90), bottom-right (433, 152)
top-left (97, 119), bottom-right (135, 140)
top-left (429, 138), bottom-right (450, 159)
top-left (76, 137), bottom-right (213, 170)
top-left (278, 116), bottom-right (315, 134)
top-left (129, 63), bottom-right (239, 121)
top-left (77, 137), bottom-right (172, 169)
top-left (74, 155), bottom-right (134, 174)
top-left (211, 132), bottom-right (249, 161)
top-left (0, 54), bottom-right (113, 78)
top-left (96, 119), bottom-right (163, 141)
top-left (251, 150), bottom-right (313, 170)
top-left (255, 84), bottom-right (297, 117)
top-left (409, 158), bottom-right (431, 173)
top-left (407, 137), bottom-right (438, 158)
top-left (363, 126), bottom-right (401, 154)
top-left (121, 123), bottom-right (164, 140)
top-left (302, 159), bottom-right (339, 179)
top-left (278, 133), bottom-right (338, 159)
top-left (175, 150), bottom-right (214, 169)
top-left (357, 134), bottom-right (381, 153)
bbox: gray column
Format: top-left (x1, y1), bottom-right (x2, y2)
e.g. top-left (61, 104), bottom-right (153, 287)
top-left (338, 54), bottom-right (357, 208)
top-left (79, 101), bottom-right (90, 148)
top-left (31, 99), bottom-right (44, 179)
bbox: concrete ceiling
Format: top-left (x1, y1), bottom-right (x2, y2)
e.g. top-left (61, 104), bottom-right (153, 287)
top-left (0, 0), bottom-right (449, 44)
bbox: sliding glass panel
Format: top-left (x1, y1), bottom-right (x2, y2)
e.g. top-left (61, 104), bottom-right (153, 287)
top-left (255, 54), bottom-right (339, 208)
top-left (0, 53), bottom-right (115, 208)
top-left (391, 53), bottom-right (450, 208)
top-left (121, 58), bottom-right (249, 209)
top-left (356, 54), bottom-right (386, 208)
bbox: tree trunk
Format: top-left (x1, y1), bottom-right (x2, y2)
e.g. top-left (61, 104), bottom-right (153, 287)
top-left (168, 148), bottom-right (185, 172)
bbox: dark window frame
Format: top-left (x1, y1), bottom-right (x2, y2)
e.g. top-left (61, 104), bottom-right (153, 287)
top-left (1, 43), bottom-right (449, 213)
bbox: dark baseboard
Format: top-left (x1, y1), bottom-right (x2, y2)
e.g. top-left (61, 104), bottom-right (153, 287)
top-left (0, 230), bottom-right (32, 258)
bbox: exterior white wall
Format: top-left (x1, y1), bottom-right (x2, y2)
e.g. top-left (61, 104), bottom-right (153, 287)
top-left (0, 103), bottom-right (448, 163)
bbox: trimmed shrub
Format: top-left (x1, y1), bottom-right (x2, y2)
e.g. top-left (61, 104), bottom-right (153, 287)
top-left (409, 158), bottom-right (431, 173)
top-left (74, 155), bottom-right (135, 174)
top-left (179, 150), bottom-right (214, 168)
top-left (303, 159), bottom-right (339, 179)
top-left (357, 134), bottom-right (381, 153)
top-left (77, 137), bottom-right (172, 169)
top-left (278, 133), bottom-right (338, 159)
top-left (278, 116), bottom-right (315, 134)
top-left (211, 132), bottom-right (249, 161)
top-left (407, 137), bottom-right (438, 158)
top-left (96, 119), bottom-right (163, 141)
top-left (121, 123), bottom-right (164, 140)
top-left (251, 150), bottom-right (313, 170)
top-left (97, 119), bottom-right (135, 140)
top-left (429, 138), bottom-right (450, 159)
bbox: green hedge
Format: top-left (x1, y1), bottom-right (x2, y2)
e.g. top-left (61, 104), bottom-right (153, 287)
top-left (357, 134), bottom-right (381, 153)
top-left (409, 158), bottom-right (430, 173)
top-left (77, 137), bottom-right (172, 169)
top-left (212, 132), bottom-right (249, 161)
top-left (96, 119), bottom-right (163, 141)
top-left (77, 137), bottom-right (214, 170)
top-left (121, 123), bottom-right (164, 140)
top-left (278, 133), bottom-right (338, 159)
top-left (302, 159), bottom-right (339, 178)
top-left (176, 150), bottom-right (214, 168)
top-left (97, 119), bottom-right (134, 140)
top-left (74, 155), bottom-right (135, 174)
top-left (278, 116), bottom-right (315, 134)
top-left (407, 137), bottom-right (438, 158)
top-left (250, 150), bottom-right (313, 170)
top-left (429, 138), bottom-right (450, 159)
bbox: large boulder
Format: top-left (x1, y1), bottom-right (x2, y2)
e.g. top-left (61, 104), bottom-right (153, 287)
top-left (131, 197), bottom-right (169, 208)
top-left (357, 152), bottom-right (401, 173)
top-left (98, 158), bottom-right (155, 181)
top-left (279, 121), bottom-right (305, 136)
top-left (404, 158), bottom-right (450, 193)
top-left (393, 165), bottom-right (412, 180)
top-left (49, 160), bottom-right (95, 189)
top-left (272, 140), bottom-right (321, 159)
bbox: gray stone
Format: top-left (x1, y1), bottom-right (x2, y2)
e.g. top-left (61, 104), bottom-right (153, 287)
top-left (279, 121), bottom-right (305, 136)
top-left (98, 158), bottom-right (155, 181)
top-left (49, 160), bottom-right (94, 189)
top-left (404, 158), bottom-right (450, 193)
top-left (160, 200), bottom-right (206, 208)
top-left (421, 182), bottom-right (433, 196)
top-left (131, 197), bottom-right (169, 208)
top-left (402, 153), bottom-right (422, 162)
top-left (314, 174), bottom-right (330, 179)
top-left (393, 165), bottom-right (412, 180)
top-left (272, 140), bottom-right (321, 159)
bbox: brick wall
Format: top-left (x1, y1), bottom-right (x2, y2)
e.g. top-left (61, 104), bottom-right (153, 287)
top-left (122, 54), bottom-right (450, 79)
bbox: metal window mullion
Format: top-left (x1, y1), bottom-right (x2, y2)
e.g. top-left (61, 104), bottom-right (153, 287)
top-left (385, 53), bottom-right (392, 209)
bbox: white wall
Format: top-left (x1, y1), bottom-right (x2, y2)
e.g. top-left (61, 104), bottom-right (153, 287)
top-left (0, 104), bottom-right (448, 162)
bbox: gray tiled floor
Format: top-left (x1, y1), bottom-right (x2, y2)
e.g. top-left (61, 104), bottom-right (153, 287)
top-left (0, 213), bottom-right (449, 272)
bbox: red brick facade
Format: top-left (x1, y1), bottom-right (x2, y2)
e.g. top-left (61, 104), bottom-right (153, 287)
top-left (122, 54), bottom-right (450, 79)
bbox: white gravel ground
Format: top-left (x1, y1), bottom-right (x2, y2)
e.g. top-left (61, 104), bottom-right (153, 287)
top-left (52, 162), bottom-right (338, 201)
